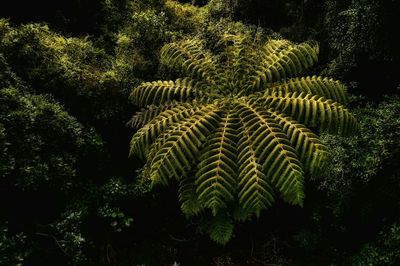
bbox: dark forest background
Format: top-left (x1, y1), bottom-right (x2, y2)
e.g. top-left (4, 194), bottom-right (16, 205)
top-left (1, 0), bottom-right (400, 265)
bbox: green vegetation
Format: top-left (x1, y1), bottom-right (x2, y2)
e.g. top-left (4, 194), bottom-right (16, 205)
top-left (1, 0), bottom-right (399, 264)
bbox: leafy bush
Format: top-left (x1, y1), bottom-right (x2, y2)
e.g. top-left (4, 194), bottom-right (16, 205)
top-left (0, 87), bottom-right (102, 190)
top-left (0, 19), bottom-right (131, 124)
top-left (50, 209), bottom-right (89, 264)
top-left (323, 0), bottom-right (380, 78)
top-left (350, 222), bottom-right (400, 265)
top-left (114, 8), bottom-right (171, 81)
top-left (0, 224), bottom-right (29, 266)
top-left (321, 0), bottom-right (400, 98)
top-left (319, 96), bottom-right (400, 216)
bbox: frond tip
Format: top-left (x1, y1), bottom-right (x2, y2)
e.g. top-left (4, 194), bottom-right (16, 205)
top-left (208, 215), bottom-right (234, 245)
top-left (129, 78), bottom-right (198, 107)
top-left (251, 40), bottom-right (320, 90)
top-left (258, 91), bottom-right (358, 135)
top-left (266, 76), bottom-right (348, 104)
top-left (160, 39), bottom-right (218, 85)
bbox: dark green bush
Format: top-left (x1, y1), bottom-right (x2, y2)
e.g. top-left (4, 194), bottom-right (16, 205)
top-left (319, 97), bottom-right (400, 216)
top-left (0, 19), bottom-right (133, 125)
top-left (350, 222), bottom-right (400, 265)
top-left (0, 87), bottom-right (102, 190)
top-left (0, 224), bottom-right (29, 266)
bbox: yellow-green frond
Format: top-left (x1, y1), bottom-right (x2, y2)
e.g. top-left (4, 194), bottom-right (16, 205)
top-left (266, 76), bottom-right (348, 104)
top-left (269, 110), bottom-right (328, 175)
top-left (179, 177), bottom-right (204, 217)
top-left (160, 39), bottom-right (218, 85)
top-left (127, 103), bottom-right (181, 129)
top-left (237, 102), bottom-right (304, 205)
top-left (148, 105), bottom-right (221, 185)
top-left (195, 109), bottom-right (239, 216)
top-left (263, 39), bottom-right (293, 56)
top-left (129, 103), bottom-right (197, 159)
top-left (130, 78), bottom-right (199, 107)
top-left (252, 40), bottom-right (319, 90)
top-left (259, 91), bottom-right (359, 135)
top-left (235, 103), bottom-right (275, 215)
top-left (221, 33), bottom-right (259, 88)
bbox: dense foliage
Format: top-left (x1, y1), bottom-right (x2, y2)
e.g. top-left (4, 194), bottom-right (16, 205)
top-left (1, 0), bottom-right (399, 265)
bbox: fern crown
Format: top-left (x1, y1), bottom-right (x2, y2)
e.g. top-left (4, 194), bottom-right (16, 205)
top-left (129, 33), bottom-right (357, 244)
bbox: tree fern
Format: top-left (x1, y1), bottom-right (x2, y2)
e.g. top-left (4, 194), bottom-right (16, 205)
top-left (129, 34), bottom-right (357, 244)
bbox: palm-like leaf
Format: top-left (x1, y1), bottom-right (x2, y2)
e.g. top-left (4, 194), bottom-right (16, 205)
top-left (129, 78), bottom-right (200, 106)
top-left (129, 35), bottom-right (357, 244)
top-left (196, 108), bottom-right (239, 215)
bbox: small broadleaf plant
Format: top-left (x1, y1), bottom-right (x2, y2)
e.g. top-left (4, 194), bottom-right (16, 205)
top-left (128, 33), bottom-right (357, 244)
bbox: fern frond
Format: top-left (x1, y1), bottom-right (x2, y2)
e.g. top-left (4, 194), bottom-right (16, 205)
top-left (257, 91), bottom-right (358, 135)
top-left (179, 177), bottom-right (203, 217)
top-left (263, 39), bottom-right (293, 55)
top-left (221, 34), bottom-right (259, 90)
top-left (237, 101), bottom-right (304, 205)
top-left (235, 106), bottom-right (275, 215)
top-left (130, 78), bottom-right (199, 107)
top-left (268, 110), bottom-right (328, 174)
top-left (232, 205), bottom-right (253, 222)
top-left (127, 103), bottom-right (181, 129)
top-left (265, 76), bottom-right (348, 104)
top-left (149, 105), bottom-right (221, 185)
top-left (161, 39), bottom-right (218, 85)
top-left (195, 108), bottom-right (239, 216)
top-left (129, 103), bottom-right (197, 159)
top-left (252, 41), bottom-right (319, 90)
top-left (208, 214), bottom-right (234, 245)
